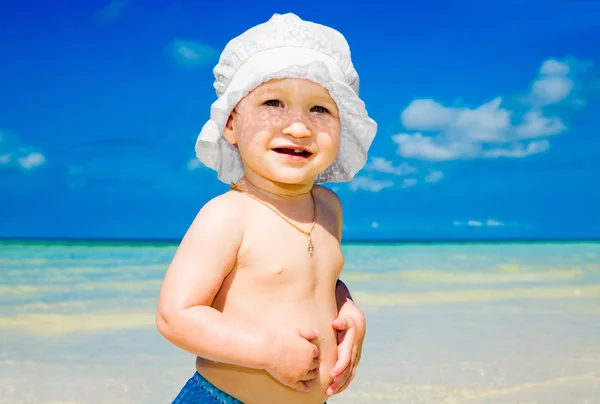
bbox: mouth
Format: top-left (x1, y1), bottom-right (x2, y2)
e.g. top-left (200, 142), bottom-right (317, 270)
top-left (272, 147), bottom-right (313, 158)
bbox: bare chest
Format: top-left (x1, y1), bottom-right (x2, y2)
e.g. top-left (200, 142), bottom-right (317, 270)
top-left (234, 212), bottom-right (344, 289)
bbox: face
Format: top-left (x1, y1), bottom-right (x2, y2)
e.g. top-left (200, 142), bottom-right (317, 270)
top-left (222, 78), bottom-right (341, 186)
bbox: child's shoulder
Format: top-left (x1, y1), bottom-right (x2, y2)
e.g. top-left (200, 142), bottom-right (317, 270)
top-left (312, 185), bottom-right (342, 212)
top-left (202, 188), bottom-right (247, 209)
top-left (189, 189), bottom-right (249, 231)
top-left (312, 185), bottom-right (343, 236)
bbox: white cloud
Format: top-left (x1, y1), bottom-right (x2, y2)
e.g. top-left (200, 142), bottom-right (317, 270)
top-left (402, 178), bottom-right (418, 188)
top-left (371, 221), bottom-right (379, 229)
top-left (540, 59), bottom-right (570, 76)
top-left (18, 152), bottom-right (45, 169)
top-left (486, 219), bottom-right (504, 226)
top-left (393, 133), bottom-right (478, 161)
top-left (187, 158), bottom-right (202, 171)
top-left (483, 139), bottom-right (549, 158)
top-left (394, 57), bottom-right (592, 162)
top-left (401, 99), bottom-right (456, 131)
top-left (167, 40), bottom-right (218, 68)
top-left (366, 157), bottom-right (416, 176)
top-left (532, 76), bottom-right (573, 105)
top-left (514, 110), bottom-right (566, 139)
top-left (348, 176), bottom-right (394, 192)
top-left (401, 97), bottom-right (512, 144)
top-left (425, 171), bottom-right (444, 183)
top-left (351, 158), bottom-right (440, 190)
top-left (454, 219), bottom-right (505, 227)
top-left (530, 59), bottom-right (573, 105)
top-left (0, 131), bottom-right (46, 171)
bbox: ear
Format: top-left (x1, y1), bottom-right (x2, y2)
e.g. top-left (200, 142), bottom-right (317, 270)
top-left (222, 112), bottom-right (237, 145)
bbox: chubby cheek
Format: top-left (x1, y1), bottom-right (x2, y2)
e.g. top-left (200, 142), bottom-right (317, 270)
top-left (314, 121), bottom-right (341, 162)
top-left (239, 109), bottom-right (285, 134)
top-left (235, 110), bottom-right (285, 147)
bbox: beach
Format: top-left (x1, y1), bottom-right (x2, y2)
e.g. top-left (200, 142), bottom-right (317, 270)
top-left (1, 241), bottom-right (599, 403)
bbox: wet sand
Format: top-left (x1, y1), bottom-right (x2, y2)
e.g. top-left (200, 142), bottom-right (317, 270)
top-left (1, 297), bottom-right (599, 404)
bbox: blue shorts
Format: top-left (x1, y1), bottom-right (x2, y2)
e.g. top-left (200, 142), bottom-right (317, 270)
top-left (172, 372), bottom-right (243, 404)
top-left (172, 371), bottom-right (328, 404)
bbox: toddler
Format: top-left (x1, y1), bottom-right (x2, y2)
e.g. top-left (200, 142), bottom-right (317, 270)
top-left (156, 12), bottom-right (377, 404)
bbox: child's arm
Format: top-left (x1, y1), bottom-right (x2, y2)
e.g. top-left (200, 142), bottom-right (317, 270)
top-left (156, 195), bottom-right (267, 367)
top-left (327, 279), bottom-right (366, 396)
top-left (155, 194), bottom-right (320, 392)
top-left (318, 186), bottom-right (367, 396)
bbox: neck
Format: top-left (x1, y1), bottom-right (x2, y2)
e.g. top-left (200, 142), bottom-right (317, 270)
top-left (239, 172), bottom-right (314, 200)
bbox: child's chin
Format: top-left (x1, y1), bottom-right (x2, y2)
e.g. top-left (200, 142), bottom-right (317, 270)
top-left (268, 170), bottom-right (317, 185)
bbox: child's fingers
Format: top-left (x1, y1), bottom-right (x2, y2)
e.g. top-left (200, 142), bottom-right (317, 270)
top-left (312, 344), bottom-right (320, 359)
top-left (300, 368), bottom-right (319, 381)
top-left (326, 366), bottom-right (352, 396)
top-left (332, 316), bottom-right (349, 330)
top-left (335, 367), bottom-right (356, 394)
top-left (293, 380), bottom-right (311, 393)
top-left (329, 345), bottom-right (351, 378)
top-left (298, 328), bottom-right (319, 341)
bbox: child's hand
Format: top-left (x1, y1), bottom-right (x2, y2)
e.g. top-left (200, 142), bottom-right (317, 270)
top-left (266, 328), bottom-right (320, 392)
top-left (326, 310), bottom-right (365, 396)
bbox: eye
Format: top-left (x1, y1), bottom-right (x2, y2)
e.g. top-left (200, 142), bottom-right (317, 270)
top-left (311, 106), bottom-right (329, 114)
top-left (264, 99), bottom-right (283, 107)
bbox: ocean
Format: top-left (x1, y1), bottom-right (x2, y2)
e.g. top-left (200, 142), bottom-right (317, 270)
top-left (1, 240), bottom-right (600, 403)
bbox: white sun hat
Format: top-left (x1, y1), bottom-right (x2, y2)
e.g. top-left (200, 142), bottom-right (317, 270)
top-left (194, 12), bottom-right (377, 184)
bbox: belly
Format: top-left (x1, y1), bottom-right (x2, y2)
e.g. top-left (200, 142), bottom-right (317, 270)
top-left (196, 303), bottom-right (338, 404)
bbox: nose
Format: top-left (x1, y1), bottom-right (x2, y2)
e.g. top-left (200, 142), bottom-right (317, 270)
top-left (282, 121), bottom-right (311, 138)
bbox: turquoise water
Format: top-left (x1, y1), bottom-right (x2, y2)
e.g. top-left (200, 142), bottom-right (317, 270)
top-left (1, 240), bottom-right (599, 327)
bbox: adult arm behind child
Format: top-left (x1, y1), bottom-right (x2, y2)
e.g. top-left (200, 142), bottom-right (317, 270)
top-left (155, 194), bottom-right (321, 392)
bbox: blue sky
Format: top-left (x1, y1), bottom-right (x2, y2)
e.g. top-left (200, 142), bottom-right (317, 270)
top-left (1, 0), bottom-right (599, 240)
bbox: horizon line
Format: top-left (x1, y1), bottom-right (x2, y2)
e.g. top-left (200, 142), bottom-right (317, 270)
top-left (1, 236), bottom-right (599, 246)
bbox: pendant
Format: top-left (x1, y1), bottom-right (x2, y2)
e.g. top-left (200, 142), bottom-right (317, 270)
top-left (307, 233), bottom-right (314, 257)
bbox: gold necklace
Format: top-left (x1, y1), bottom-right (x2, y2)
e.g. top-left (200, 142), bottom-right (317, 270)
top-left (230, 182), bottom-right (317, 256)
